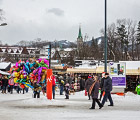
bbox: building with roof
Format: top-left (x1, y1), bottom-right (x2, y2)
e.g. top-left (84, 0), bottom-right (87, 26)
top-left (0, 62), bottom-right (11, 71)
top-left (0, 46), bottom-right (40, 62)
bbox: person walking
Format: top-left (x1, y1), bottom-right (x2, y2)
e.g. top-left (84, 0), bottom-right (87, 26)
top-left (91, 76), bottom-right (103, 109)
top-left (85, 75), bottom-right (103, 109)
top-left (33, 81), bottom-right (41, 98)
top-left (101, 73), bottom-right (114, 107)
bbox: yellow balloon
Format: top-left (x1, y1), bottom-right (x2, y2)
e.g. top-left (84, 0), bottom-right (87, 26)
top-left (14, 78), bottom-right (18, 83)
top-left (20, 74), bottom-right (23, 79)
top-left (41, 71), bottom-right (47, 82)
top-left (14, 72), bottom-right (18, 77)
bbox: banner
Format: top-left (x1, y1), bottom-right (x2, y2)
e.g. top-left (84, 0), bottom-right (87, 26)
top-left (46, 69), bottom-right (52, 100)
top-left (109, 62), bottom-right (126, 88)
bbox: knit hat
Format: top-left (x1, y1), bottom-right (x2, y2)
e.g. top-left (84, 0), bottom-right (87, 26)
top-left (88, 75), bottom-right (92, 78)
top-left (105, 73), bottom-right (109, 75)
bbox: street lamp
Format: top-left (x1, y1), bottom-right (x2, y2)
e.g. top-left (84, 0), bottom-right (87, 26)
top-left (0, 23), bottom-right (7, 26)
top-left (104, 0), bottom-right (107, 72)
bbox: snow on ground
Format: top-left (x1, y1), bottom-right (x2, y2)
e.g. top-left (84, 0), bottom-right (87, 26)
top-left (0, 90), bottom-right (140, 120)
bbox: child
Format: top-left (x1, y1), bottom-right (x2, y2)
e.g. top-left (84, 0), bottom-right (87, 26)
top-left (33, 81), bottom-right (41, 98)
top-left (65, 83), bottom-right (70, 99)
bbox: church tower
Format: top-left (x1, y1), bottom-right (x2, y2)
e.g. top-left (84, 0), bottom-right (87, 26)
top-left (77, 25), bottom-right (83, 51)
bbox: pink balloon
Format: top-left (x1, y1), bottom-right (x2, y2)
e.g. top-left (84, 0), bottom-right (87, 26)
top-left (15, 62), bottom-right (18, 67)
top-left (37, 67), bottom-right (42, 83)
top-left (38, 58), bottom-right (42, 63)
top-left (42, 67), bottom-right (47, 70)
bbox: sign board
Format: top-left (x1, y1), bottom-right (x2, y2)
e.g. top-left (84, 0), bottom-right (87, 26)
top-left (46, 69), bottom-right (52, 100)
top-left (109, 62), bottom-right (126, 88)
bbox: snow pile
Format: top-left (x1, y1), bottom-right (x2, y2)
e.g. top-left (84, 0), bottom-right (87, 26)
top-left (125, 91), bottom-right (137, 96)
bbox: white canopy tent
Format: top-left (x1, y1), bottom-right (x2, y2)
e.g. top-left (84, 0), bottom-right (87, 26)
top-left (0, 70), bottom-right (10, 75)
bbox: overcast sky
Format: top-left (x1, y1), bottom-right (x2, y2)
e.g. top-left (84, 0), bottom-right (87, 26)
top-left (0, 0), bottom-right (140, 45)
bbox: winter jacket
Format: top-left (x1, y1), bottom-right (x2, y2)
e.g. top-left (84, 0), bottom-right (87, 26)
top-left (65, 86), bottom-right (70, 95)
top-left (135, 85), bottom-right (140, 95)
top-left (67, 76), bottom-right (72, 85)
top-left (100, 78), bottom-right (105, 91)
top-left (8, 78), bottom-right (14, 86)
top-left (59, 79), bottom-right (64, 86)
top-left (33, 83), bottom-right (41, 92)
top-left (92, 81), bottom-right (100, 99)
top-left (103, 76), bottom-right (112, 92)
top-left (52, 76), bottom-right (56, 87)
top-left (85, 78), bottom-right (94, 92)
top-left (2, 79), bottom-right (8, 87)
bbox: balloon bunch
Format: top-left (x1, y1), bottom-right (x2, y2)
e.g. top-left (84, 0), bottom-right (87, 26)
top-left (9, 58), bottom-right (49, 89)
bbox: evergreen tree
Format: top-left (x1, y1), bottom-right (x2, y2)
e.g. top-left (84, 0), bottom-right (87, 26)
top-left (136, 21), bottom-right (140, 60)
top-left (91, 37), bottom-right (99, 59)
top-left (116, 24), bottom-right (127, 60)
top-left (136, 21), bottom-right (140, 44)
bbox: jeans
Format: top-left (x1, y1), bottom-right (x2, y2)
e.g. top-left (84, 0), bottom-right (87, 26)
top-left (102, 91), bottom-right (113, 106)
top-left (2, 86), bottom-right (6, 91)
top-left (25, 87), bottom-right (29, 93)
top-left (60, 85), bottom-right (64, 95)
top-left (16, 86), bottom-right (21, 94)
top-left (34, 91), bottom-right (40, 98)
top-left (10, 85), bottom-right (13, 94)
top-left (52, 86), bottom-right (55, 99)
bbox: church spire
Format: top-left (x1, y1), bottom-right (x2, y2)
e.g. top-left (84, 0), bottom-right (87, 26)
top-left (78, 24), bottom-right (82, 39)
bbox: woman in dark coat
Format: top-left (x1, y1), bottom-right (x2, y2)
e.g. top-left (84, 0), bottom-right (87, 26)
top-left (91, 76), bottom-right (103, 109)
top-left (85, 75), bottom-right (103, 109)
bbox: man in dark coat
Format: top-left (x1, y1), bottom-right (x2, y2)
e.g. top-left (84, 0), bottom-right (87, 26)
top-left (2, 75), bottom-right (8, 94)
top-left (85, 75), bottom-right (103, 109)
top-left (101, 73), bottom-right (114, 106)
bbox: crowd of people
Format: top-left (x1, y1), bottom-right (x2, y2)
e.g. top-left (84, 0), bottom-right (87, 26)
top-left (0, 72), bottom-right (114, 110)
top-left (0, 75), bottom-right (29, 94)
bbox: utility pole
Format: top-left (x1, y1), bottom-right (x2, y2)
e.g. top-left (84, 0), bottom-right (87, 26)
top-left (49, 43), bottom-right (51, 69)
top-left (104, 0), bottom-right (107, 72)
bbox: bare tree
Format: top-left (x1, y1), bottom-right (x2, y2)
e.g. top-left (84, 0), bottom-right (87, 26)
top-left (129, 21), bottom-right (137, 60)
top-left (0, 9), bottom-right (5, 21)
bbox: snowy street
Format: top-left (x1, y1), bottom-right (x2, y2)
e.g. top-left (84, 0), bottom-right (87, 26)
top-left (0, 91), bottom-right (140, 120)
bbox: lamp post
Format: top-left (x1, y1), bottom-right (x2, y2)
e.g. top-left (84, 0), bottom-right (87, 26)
top-left (49, 43), bottom-right (51, 69)
top-left (104, 0), bottom-right (107, 72)
top-left (0, 23), bottom-right (7, 26)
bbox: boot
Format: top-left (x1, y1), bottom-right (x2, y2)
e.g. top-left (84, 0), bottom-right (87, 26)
top-left (108, 104), bottom-right (114, 106)
top-left (99, 104), bottom-right (103, 109)
top-left (4, 90), bottom-right (6, 94)
top-left (2, 90), bottom-right (4, 94)
top-left (89, 107), bottom-right (95, 109)
top-left (53, 94), bottom-right (55, 99)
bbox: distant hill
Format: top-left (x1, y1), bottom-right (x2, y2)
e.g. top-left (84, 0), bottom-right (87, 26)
top-left (51, 40), bottom-right (77, 48)
top-left (15, 37), bottom-right (104, 48)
